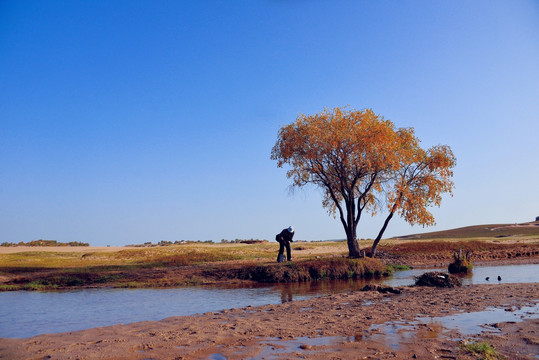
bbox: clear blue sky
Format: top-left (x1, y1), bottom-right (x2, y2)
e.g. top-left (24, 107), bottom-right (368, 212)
top-left (1, 1), bottom-right (538, 246)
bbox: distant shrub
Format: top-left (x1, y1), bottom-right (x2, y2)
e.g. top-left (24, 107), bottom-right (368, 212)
top-left (0, 240), bottom-right (89, 247)
top-left (220, 238), bottom-right (266, 244)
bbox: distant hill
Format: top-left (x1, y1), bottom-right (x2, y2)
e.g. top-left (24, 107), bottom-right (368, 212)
top-left (393, 221), bottom-right (539, 240)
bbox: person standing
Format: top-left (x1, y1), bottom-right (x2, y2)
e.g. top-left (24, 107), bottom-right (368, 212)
top-left (276, 226), bottom-right (294, 262)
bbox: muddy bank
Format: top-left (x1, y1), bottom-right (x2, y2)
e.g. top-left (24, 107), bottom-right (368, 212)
top-left (1, 282), bottom-right (537, 359)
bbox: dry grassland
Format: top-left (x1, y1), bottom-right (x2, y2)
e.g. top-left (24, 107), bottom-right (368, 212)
top-left (1, 222), bottom-right (538, 291)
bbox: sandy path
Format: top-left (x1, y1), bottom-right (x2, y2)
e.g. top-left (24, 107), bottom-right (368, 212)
top-left (1, 282), bottom-right (537, 359)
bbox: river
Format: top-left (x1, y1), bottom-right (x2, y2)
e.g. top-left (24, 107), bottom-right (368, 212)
top-left (1, 263), bottom-right (537, 338)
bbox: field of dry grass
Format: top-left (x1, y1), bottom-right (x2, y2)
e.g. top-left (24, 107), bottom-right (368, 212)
top-left (0, 241), bottom-right (352, 290)
top-left (393, 221), bottom-right (539, 240)
top-left (1, 222), bottom-right (538, 291)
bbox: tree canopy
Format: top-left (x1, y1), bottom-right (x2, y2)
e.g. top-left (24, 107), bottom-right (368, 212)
top-left (271, 107), bottom-right (456, 258)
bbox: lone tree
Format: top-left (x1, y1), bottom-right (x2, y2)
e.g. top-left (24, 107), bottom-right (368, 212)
top-left (271, 107), bottom-right (455, 258)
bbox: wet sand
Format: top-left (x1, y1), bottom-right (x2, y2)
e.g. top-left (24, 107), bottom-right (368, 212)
top-left (1, 282), bottom-right (538, 359)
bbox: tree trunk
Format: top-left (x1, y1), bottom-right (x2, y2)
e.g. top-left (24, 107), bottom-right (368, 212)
top-left (346, 223), bottom-right (361, 258)
top-left (370, 211), bottom-right (394, 258)
top-left (347, 237), bottom-right (361, 258)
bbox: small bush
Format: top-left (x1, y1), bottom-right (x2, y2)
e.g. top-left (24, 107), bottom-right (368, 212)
top-left (459, 340), bottom-right (505, 360)
top-left (448, 259), bottom-right (473, 274)
top-left (448, 248), bottom-right (473, 274)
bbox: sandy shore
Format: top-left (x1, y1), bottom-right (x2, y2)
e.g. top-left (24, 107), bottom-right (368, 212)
top-left (1, 282), bottom-right (538, 360)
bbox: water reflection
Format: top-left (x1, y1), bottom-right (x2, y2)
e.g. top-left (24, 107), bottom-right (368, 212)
top-left (280, 286), bottom-right (292, 303)
top-left (274, 278), bottom-right (371, 303)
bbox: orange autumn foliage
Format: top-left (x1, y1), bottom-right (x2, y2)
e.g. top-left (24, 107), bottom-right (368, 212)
top-left (271, 107), bottom-right (456, 258)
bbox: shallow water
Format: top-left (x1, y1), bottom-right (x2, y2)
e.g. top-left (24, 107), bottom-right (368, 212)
top-left (382, 263), bottom-right (539, 287)
top-left (253, 304), bottom-right (539, 356)
top-left (359, 303), bottom-right (539, 351)
top-left (1, 263), bottom-right (537, 338)
top-left (0, 280), bottom-right (372, 338)
top-left (248, 336), bottom-right (343, 359)
top-left (418, 304), bottom-right (539, 336)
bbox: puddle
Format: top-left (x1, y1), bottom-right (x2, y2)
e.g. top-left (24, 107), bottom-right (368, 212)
top-left (357, 303), bottom-right (539, 351)
top-left (208, 354), bottom-right (226, 360)
top-left (367, 320), bottom-right (419, 350)
top-left (418, 303), bottom-right (539, 336)
top-left (251, 336), bottom-right (343, 359)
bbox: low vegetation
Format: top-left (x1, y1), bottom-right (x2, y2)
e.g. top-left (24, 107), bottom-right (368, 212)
top-left (380, 239), bottom-right (535, 254)
top-left (448, 248), bottom-right (473, 274)
top-left (0, 241), bottom-right (347, 290)
top-left (378, 239), bottom-right (539, 265)
top-left (459, 340), bottom-right (505, 360)
top-left (1, 240), bottom-right (89, 247)
top-left (0, 232), bottom-right (537, 291)
top-left (396, 222), bottom-right (539, 240)
top-left (208, 257), bottom-right (388, 283)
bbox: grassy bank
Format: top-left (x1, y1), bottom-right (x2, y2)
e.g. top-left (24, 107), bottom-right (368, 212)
top-left (1, 237), bottom-right (537, 291)
top-left (0, 241), bottom-right (349, 290)
top-left (0, 257), bottom-right (389, 291)
top-left (205, 257), bottom-right (389, 283)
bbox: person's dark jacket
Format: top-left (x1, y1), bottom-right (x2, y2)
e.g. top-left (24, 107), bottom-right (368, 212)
top-left (277, 228), bottom-right (294, 243)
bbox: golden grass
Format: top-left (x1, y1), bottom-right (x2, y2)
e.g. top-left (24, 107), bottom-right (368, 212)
top-left (0, 236), bottom-right (535, 272)
top-left (1, 236), bottom-right (537, 291)
top-left (378, 239), bottom-right (539, 254)
top-left (394, 221), bottom-right (539, 240)
top-left (0, 241), bottom-right (349, 270)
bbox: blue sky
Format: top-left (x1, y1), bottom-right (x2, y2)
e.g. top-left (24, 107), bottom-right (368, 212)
top-left (1, 1), bottom-right (538, 246)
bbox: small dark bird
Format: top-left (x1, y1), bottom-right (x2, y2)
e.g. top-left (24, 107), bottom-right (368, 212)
top-left (485, 277), bottom-right (490, 281)
top-left (497, 276), bottom-right (502, 281)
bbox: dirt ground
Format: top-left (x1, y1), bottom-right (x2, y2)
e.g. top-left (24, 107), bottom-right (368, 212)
top-left (1, 277), bottom-right (538, 359)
